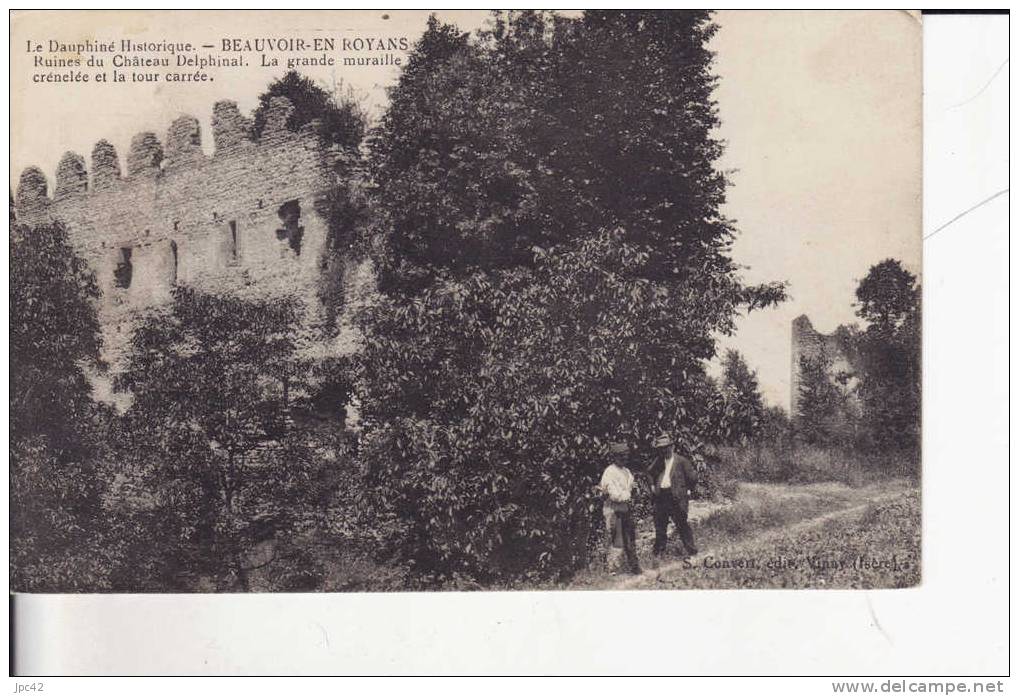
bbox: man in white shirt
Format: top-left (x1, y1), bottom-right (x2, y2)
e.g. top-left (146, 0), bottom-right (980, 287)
top-left (645, 432), bottom-right (698, 557)
top-left (599, 441), bottom-right (641, 575)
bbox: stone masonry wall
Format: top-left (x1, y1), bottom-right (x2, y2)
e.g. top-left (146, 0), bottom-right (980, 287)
top-left (789, 314), bottom-right (856, 418)
top-left (15, 96), bottom-right (371, 399)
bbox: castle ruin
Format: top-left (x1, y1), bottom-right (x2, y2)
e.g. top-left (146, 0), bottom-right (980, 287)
top-left (790, 314), bottom-right (857, 418)
top-left (14, 96), bottom-right (371, 399)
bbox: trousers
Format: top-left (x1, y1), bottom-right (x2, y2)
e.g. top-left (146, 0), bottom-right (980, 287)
top-left (603, 506), bottom-right (641, 574)
top-left (652, 490), bottom-right (697, 556)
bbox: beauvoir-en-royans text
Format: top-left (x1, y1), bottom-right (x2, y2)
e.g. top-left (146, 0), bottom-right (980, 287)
top-left (24, 35), bottom-right (412, 84)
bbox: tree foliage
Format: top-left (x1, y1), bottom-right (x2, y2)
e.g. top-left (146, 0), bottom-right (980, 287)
top-left (789, 259), bottom-right (919, 454)
top-left (795, 349), bottom-right (851, 446)
top-left (758, 405), bottom-right (792, 444)
top-left (856, 259), bottom-right (920, 329)
top-left (11, 221), bottom-right (103, 444)
top-left (720, 349), bottom-right (765, 444)
top-left (249, 71), bottom-right (374, 333)
top-left (251, 70), bottom-right (366, 150)
top-left (357, 11), bottom-right (785, 582)
top-left (853, 259), bottom-right (921, 450)
top-left (10, 220), bottom-right (118, 591)
top-left (114, 287), bottom-right (333, 590)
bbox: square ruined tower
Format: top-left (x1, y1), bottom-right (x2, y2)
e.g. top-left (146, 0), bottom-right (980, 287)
top-left (790, 314), bottom-right (858, 418)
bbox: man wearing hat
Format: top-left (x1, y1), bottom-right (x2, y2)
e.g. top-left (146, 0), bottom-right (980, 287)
top-left (598, 442), bottom-right (642, 575)
top-left (645, 432), bottom-right (699, 557)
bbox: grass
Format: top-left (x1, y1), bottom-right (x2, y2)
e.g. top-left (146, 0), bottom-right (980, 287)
top-left (702, 441), bottom-right (920, 496)
top-left (261, 443), bottom-right (922, 591)
top-left (569, 476), bottom-right (914, 589)
top-left (695, 484), bottom-right (852, 542)
top-left (650, 490), bottom-right (921, 589)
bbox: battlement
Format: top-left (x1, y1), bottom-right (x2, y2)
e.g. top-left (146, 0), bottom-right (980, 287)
top-left (13, 95), bottom-right (366, 398)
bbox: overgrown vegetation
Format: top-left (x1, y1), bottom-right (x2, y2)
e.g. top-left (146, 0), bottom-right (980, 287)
top-left (10, 218), bottom-right (120, 591)
top-left (793, 259), bottom-right (920, 453)
top-left (252, 70), bottom-right (372, 331)
top-left (251, 70), bottom-right (366, 150)
top-left (852, 259), bottom-right (922, 451)
top-left (653, 490), bottom-right (921, 589)
top-left (112, 287), bottom-right (341, 591)
top-left (707, 259), bottom-right (921, 492)
top-left (354, 11), bottom-right (785, 584)
top-left (710, 443), bottom-right (920, 490)
top-left (9, 12), bottom-right (921, 592)
top-left (719, 349), bottom-right (766, 445)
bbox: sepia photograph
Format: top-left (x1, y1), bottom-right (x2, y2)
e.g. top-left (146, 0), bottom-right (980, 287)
top-left (10, 10), bottom-right (923, 595)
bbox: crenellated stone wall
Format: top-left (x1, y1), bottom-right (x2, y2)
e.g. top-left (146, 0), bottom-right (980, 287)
top-left (15, 96), bottom-right (370, 401)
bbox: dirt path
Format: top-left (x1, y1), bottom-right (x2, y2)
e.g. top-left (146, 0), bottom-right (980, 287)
top-left (615, 487), bottom-right (910, 590)
top-left (568, 478), bottom-right (915, 590)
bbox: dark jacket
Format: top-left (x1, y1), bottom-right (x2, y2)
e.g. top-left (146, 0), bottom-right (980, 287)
top-left (645, 451), bottom-right (698, 501)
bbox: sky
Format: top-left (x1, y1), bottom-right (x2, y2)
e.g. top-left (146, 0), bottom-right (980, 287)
top-left (10, 10), bottom-right (922, 410)
top-left (709, 10), bottom-right (921, 407)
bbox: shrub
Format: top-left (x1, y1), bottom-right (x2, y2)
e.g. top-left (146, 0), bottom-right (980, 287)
top-left (114, 287), bottom-right (337, 591)
top-left (356, 11), bottom-right (785, 584)
top-left (712, 442), bottom-right (919, 488)
top-left (10, 220), bottom-right (124, 591)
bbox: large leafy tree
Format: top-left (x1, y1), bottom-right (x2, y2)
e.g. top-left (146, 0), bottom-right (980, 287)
top-left (10, 220), bottom-right (117, 590)
top-left (357, 11), bottom-right (785, 582)
top-left (114, 287), bottom-right (332, 590)
top-left (853, 259), bottom-right (921, 450)
top-left (251, 70), bottom-right (366, 150)
top-left (795, 349), bottom-right (848, 446)
top-left (11, 221), bottom-right (103, 446)
top-left (720, 349), bottom-right (765, 444)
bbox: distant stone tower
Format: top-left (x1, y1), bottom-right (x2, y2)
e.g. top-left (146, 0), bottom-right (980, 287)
top-left (790, 315), bottom-right (857, 418)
